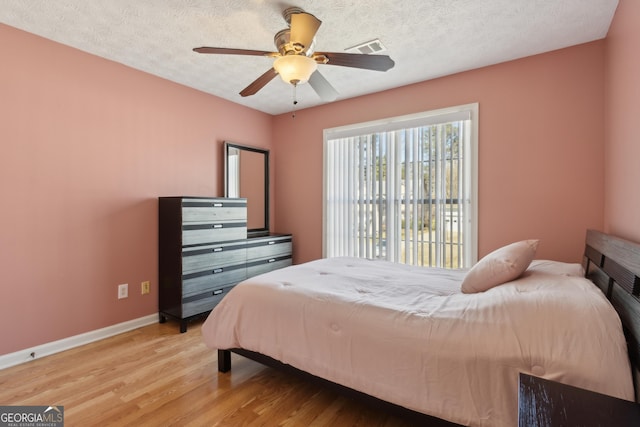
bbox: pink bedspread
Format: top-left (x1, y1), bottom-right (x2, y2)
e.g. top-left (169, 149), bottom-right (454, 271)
top-left (201, 257), bottom-right (633, 426)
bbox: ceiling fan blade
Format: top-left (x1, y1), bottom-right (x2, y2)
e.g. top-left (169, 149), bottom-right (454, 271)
top-left (193, 47), bottom-right (275, 57)
top-left (239, 68), bottom-right (278, 97)
top-left (315, 52), bottom-right (395, 72)
top-left (308, 71), bottom-right (338, 102)
top-left (290, 12), bottom-right (322, 52)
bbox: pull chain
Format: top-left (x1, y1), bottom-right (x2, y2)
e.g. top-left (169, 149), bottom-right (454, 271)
top-left (291, 83), bottom-right (298, 119)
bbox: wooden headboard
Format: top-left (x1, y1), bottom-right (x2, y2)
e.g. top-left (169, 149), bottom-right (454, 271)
top-left (584, 229), bottom-right (640, 401)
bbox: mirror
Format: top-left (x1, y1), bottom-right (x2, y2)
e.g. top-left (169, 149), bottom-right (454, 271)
top-left (224, 141), bottom-right (269, 237)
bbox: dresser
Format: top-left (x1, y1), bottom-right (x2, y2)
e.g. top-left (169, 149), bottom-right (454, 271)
top-left (158, 196), bottom-right (292, 332)
top-left (159, 197), bottom-right (247, 332)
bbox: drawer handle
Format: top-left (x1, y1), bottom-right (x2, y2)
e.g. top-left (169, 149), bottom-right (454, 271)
top-left (268, 258), bottom-right (276, 263)
top-left (213, 203), bottom-right (223, 207)
top-left (213, 289), bottom-right (223, 295)
top-left (268, 241), bottom-right (276, 245)
top-left (213, 268), bottom-right (223, 274)
top-left (213, 247), bottom-right (223, 252)
top-left (213, 224), bottom-right (223, 229)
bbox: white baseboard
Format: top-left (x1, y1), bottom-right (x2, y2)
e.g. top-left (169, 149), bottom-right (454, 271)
top-left (0, 314), bottom-right (158, 370)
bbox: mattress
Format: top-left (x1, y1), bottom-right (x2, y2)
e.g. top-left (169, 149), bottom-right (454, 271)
top-left (201, 257), bottom-right (634, 426)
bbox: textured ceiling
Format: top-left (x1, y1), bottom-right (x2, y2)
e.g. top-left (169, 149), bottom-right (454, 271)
top-left (0, 0), bottom-right (618, 115)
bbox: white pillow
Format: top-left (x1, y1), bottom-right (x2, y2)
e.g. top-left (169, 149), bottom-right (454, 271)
top-left (527, 259), bottom-right (584, 277)
top-left (461, 239), bottom-right (539, 293)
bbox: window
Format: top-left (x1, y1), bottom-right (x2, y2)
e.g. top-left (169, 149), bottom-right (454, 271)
top-left (323, 103), bottom-right (478, 268)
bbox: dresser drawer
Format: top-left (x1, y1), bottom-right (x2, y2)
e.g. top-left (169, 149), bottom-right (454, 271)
top-left (182, 198), bottom-right (247, 223)
top-left (247, 237), bottom-right (292, 260)
top-left (247, 257), bottom-right (292, 277)
top-left (183, 265), bottom-right (246, 297)
top-left (182, 241), bottom-right (247, 274)
top-left (182, 221), bottom-right (247, 246)
top-left (182, 286), bottom-right (234, 318)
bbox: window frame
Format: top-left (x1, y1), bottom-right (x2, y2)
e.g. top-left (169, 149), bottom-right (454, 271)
top-left (322, 103), bottom-right (479, 267)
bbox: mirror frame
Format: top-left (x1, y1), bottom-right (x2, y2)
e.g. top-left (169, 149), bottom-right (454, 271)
top-left (224, 141), bottom-right (270, 237)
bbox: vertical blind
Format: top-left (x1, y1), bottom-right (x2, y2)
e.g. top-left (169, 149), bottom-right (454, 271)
top-left (323, 106), bottom-right (476, 268)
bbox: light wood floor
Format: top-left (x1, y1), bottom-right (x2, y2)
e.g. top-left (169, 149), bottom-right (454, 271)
top-left (0, 319), bottom-right (413, 426)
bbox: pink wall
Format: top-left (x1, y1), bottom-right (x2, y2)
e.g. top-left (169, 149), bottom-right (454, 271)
top-left (604, 0), bottom-right (640, 241)
top-left (0, 24), bottom-right (273, 355)
top-left (273, 41), bottom-right (606, 264)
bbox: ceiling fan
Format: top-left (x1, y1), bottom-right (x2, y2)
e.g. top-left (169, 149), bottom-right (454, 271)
top-left (193, 7), bottom-right (395, 103)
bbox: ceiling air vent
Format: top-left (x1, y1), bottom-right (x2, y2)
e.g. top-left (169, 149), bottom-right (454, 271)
top-left (345, 39), bottom-right (387, 54)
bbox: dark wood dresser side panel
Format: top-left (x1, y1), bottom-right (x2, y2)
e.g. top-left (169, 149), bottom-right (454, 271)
top-left (158, 197), bottom-right (184, 318)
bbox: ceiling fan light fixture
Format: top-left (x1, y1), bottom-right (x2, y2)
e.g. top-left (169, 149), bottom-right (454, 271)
top-left (273, 55), bottom-right (318, 85)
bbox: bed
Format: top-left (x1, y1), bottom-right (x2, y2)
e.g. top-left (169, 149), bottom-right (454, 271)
top-left (201, 230), bottom-right (640, 426)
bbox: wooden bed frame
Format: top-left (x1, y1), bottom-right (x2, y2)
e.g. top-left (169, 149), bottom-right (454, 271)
top-left (217, 229), bottom-right (640, 423)
top-left (584, 229), bottom-right (640, 401)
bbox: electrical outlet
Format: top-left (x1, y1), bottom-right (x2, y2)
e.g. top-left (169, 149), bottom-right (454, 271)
top-left (118, 283), bottom-right (128, 299)
top-left (141, 281), bottom-right (150, 295)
